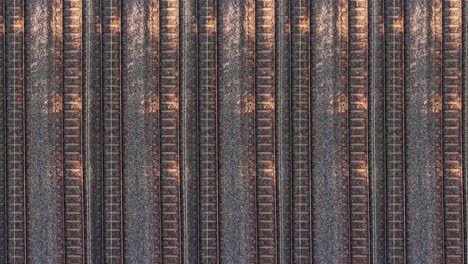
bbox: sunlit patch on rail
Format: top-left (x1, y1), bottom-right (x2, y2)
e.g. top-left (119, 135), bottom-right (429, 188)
top-left (448, 94), bottom-right (462, 111)
top-left (204, 15), bottom-right (217, 33)
top-left (168, 169), bottom-right (181, 183)
top-left (69, 98), bottom-right (83, 111)
top-left (247, 13), bottom-right (255, 43)
top-left (45, 94), bottom-right (63, 113)
top-left (259, 94), bottom-right (275, 110)
top-left (423, 93), bottom-right (442, 113)
top-left (354, 164), bottom-right (369, 179)
top-left (329, 94), bottom-right (348, 113)
top-left (110, 16), bottom-right (121, 33)
top-left (265, 162), bottom-right (276, 183)
top-left (165, 98), bottom-right (179, 110)
top-left (141, 95), bottom-right (159, 113)
top-left (14, 16), bottom-right (24, 33)
top-left (53, 14), bottom-right (63, 42)
top-left (353, 96), bottom-right (367, 110)
top-left (298, 16), bottom-right (309, 33)
top-left (433, 3), bottom-right (442, 41)
top-left (241, 95), bottom-right (255, 113)
top-left (340, 11), bottom-right (348, 43)
top-left (392, 17), bottom-right (403, 33)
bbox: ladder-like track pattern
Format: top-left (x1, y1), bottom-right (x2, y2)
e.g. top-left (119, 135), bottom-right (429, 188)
top-left (384, 0), bottom-right (406, 262)
top-left (0, 1), bottom-right (466, 263)
top-left (0, 1), bottom-right (5, 261)
top-left (5, 0), bottom-right (26, 262)
top-left (348, 0), bottom-right (370, 262)
top-left (255, 0), bottom-right (277, 262)
top-left (290, 0), bottom-right (311, 262)
top-left (102, 0), bottom-right (123, 262)
top-left (198, 0), bottom-right (218, 262)
top-left (442, 0), bottom-right (464, 262)
top-left (63, 0), bottom-right (84, 261)
top-left (160, 0), bottom-right (181, 262)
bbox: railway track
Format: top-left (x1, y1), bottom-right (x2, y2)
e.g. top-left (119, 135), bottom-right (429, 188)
top-left (368, 0), bottom-right (386, 262)
top-left (464, 0), bottom-right (468, 262)
top-left (274, 0), bottom-right (292, 261)
top-left (5, 0), bottom-right (26, 262)
top-left (83, 0), bottom-right (104, 261)
top-left (384, 0), bottom-right (406, 262)
top-left (198, 0), bottom-right (219, 262)
top-left (63, 0), bottom-right (85, 261)
top-left (0, 1), bottom-right (468, 263)
top-left (102, 0), bottom-right (123, 262)
top-left (255, 0), bottom-right (277, 263)
top-left (0, 0), bottom-right (5, 262)
top-left (290, 0), bottom-right (311, 262)
top-left (159, 0), bottom-right (182, 262)
top-left (348, 0), bottom-right (370, 262)
top-left (442, 0), bottom-right (464, 262)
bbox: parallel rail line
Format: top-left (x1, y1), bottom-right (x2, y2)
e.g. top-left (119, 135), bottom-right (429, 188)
top-left (442, 0), bottom-right (464, 262)
top-left (102, 0), bottom-right (123, 262)
top-left (159, 0), bottom-right (182, 262)
top-left (198, 0), bottom-right (219, 262)
top-left (0, 0), bottom-right (6, 261)
top-left (384, 0), bottom-right (406, 262)
top-left (0, 2), bottom-right (467, 263)
top-left (5, 0), bottom-right (26, 262)
top-left (348, 0), bottom-right (370, 262)
top-left (290, 0), bottom-right (311, 262)
top-left (255, 0), bottom-right (277, 263)
top-left (63, 0), bottom-right (85, 261)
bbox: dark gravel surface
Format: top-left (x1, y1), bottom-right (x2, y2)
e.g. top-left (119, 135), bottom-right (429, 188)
top-left (25, 0), bottom-right (64, 262)
top-left (0, 3), bottom-right (5, 262)
top-left (122, 0), bottom-right (160, 262)
top-left (218, 0), bottom-right (256, 262)
top-left (405, 0), bottom-right (444, 263)
top-left (311, 0), bottom-right (349, 263)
